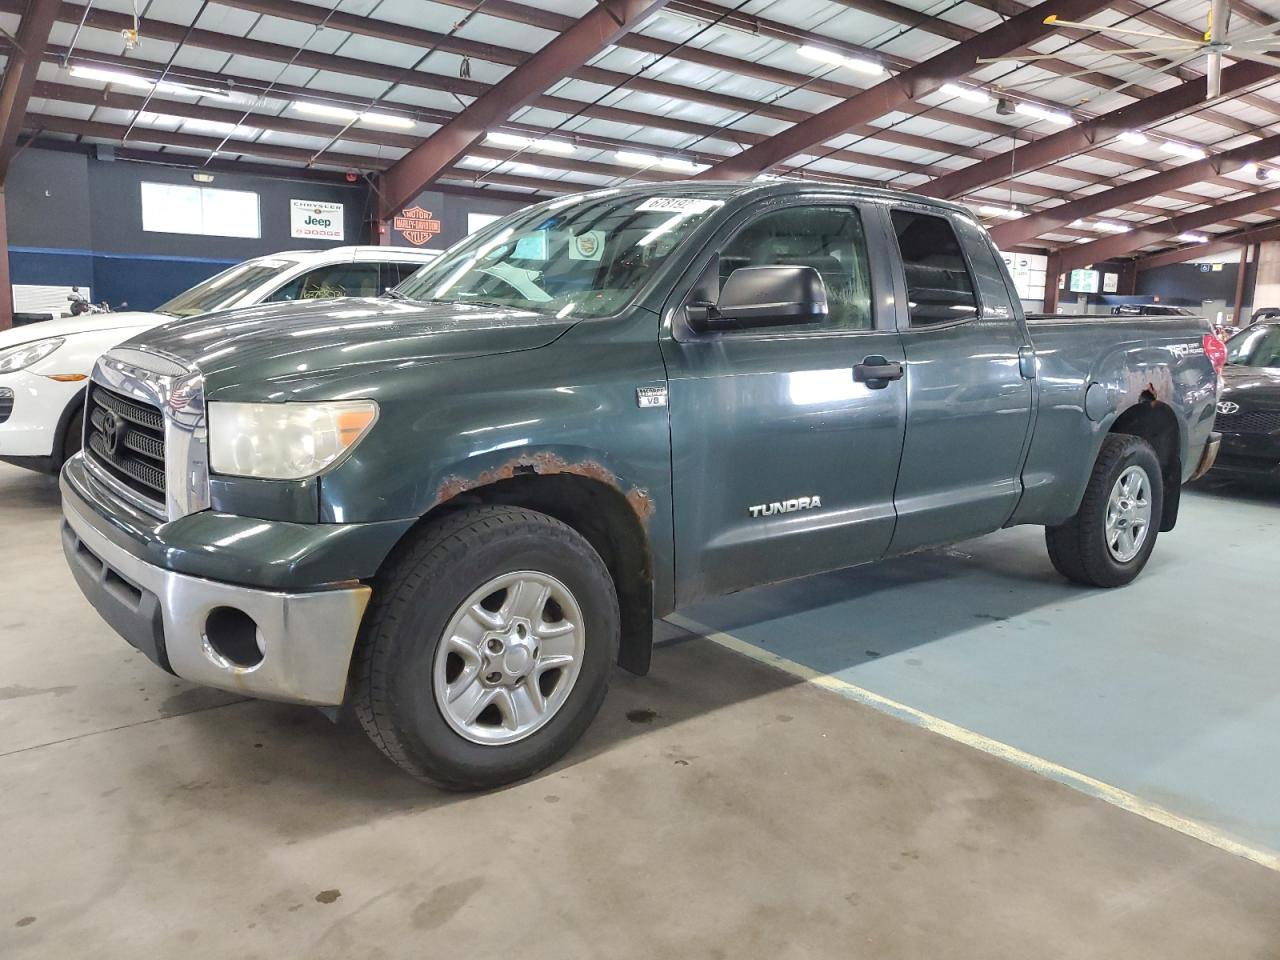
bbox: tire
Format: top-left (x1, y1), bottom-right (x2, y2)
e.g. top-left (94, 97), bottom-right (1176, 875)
top-left (59, 407), bottom-right (84, 468)
top-left (351, 505), bottom-right (620, 790)
top-left (1045, 433), bottom-right (1164, 588)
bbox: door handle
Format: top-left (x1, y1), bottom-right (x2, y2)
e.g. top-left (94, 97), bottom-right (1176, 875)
top-left (854, 356), bottom-right (905, 389)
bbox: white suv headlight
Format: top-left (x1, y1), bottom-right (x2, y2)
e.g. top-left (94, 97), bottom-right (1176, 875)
top-left (0, 337), bottom-right (64, 373)
top-left (208, 400), bottom-right (379, 480)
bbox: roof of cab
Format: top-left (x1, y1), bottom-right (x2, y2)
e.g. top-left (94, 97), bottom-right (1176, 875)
top-left (532, 179), bottom-right (976, 218)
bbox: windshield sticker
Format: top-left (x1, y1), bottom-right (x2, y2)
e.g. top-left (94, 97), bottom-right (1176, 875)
top-left (513, 231), bottom-right (549, 260)
top-left (569, 230), bottom-right (605, 261)
top-left (636, 197), bottom-right (720, 214)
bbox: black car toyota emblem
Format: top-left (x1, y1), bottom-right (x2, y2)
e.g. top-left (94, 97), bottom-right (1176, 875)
top-left (101, 410), bottom-right (123, 456)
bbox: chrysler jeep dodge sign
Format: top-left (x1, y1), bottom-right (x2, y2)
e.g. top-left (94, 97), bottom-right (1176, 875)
top-left (290, 200), bottom-right (345, 241)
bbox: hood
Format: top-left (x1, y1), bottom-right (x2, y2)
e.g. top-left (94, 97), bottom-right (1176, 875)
top-left (1221, 364), bottom-right (1280, 403)
top-left (0, 311), bottom-right (172, 348)
top-left (121, 297), bottom-right (576, 398)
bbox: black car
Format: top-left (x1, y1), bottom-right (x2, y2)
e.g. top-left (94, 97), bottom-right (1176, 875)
top-left (1212, 322), bottom-right (1280, 479)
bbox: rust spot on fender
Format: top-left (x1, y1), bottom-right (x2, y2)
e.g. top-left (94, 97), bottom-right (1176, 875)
top-left (435, 452), bottom-right (655, 523)
top-left (1120, 368), bottom-right (1174, 407)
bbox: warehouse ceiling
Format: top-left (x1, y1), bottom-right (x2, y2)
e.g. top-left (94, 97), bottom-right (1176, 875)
top-left (2, 0), bottom-right (1279, 264)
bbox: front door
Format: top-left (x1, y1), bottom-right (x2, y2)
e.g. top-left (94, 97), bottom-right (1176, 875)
top-left (662, 200), bottom-right (908, 604)
top-left (884, 205), bottom-right (1035, 554)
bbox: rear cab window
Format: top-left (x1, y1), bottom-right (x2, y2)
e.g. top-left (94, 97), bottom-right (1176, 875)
top-left (890, 209), bottom-right (979, 327)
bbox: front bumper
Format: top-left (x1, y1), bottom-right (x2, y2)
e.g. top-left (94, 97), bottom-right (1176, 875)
top-left (0, 370), bottom-right (83, 458)
top-left (61, 466), bottom-right (373, 707)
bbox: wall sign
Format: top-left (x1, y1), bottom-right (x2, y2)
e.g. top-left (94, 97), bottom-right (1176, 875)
top-left (1102, 272), bottom-right (1119, 293)
top-left (392, 203), bottom-right (443, 246)
top-left (290, 199), bottom-right (345, 241)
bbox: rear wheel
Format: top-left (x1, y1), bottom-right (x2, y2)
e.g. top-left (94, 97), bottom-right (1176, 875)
top-left (1045, 433), bottom-right (1164, 587)
top-left (351, 505), bottom-right (619, 790)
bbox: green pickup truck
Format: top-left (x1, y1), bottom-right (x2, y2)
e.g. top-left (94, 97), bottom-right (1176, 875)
top-left (60, 182), bottom-right (1224, 789)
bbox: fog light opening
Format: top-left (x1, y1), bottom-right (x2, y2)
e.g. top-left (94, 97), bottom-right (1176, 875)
top-left (204, 606), bottom-right (265, 668)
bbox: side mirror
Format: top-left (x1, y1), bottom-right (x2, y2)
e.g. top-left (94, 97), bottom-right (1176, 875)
top-left (687, 265), bottom-right (827, 332)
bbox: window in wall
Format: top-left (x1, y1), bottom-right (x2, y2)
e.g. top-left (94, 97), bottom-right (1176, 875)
top-left (717, 206), bottom-right (873, 331)
top-left (467, 212), bottom-right (502, 235)
top-left (140, 182), bottom-right (261, 239)
top-left (264, 263), bottom-right (382, 302)
top-left (891, 209), bottom-right (978, 326)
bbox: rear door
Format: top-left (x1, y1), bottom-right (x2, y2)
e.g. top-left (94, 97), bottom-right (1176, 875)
top-left (662, 197), bottom-right (908, 603)
top-left (884, 204), bottom-right (1035, 554)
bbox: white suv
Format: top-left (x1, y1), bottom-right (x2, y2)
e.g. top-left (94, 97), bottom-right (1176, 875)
top-left (0, 245), bottom-right (438, 473)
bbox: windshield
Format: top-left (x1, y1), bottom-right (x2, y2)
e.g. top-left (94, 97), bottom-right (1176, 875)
top-left (157, 259), bottom-right (295, 318)
top-left (395, 191), bottom-right (726, 318)
top-left (1226, 324), bottom-right (1280, 368)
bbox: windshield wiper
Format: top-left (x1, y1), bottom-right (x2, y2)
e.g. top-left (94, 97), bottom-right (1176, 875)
top-left (383, 288), bottom-right (414, 301)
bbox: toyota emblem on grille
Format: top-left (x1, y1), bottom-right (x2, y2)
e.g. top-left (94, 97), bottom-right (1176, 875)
top-left (101, 409), bottom-right (124, 456)
top-left (1216, 401), bottom-right (1240, 416)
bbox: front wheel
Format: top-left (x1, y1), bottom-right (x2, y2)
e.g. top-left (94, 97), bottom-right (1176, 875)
top-left (1045, 433), bottom-right (1164, 588)
top-left (351, 505), bottom-right (619, 790)
top-left (59, 407), bottom-right (84, 468)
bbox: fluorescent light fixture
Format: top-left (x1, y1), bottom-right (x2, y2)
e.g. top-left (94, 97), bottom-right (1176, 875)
top-left (292, 101), bottom-right (360, 122)
top-left (1117, 130), bottom-right (1148, 145)
top-left (1161, 141), bottom-right (1206, 160)
top-left (67, 64), bottom-right (232, 101)
top-left (359, 111), bottom-right (415, 129)
top-left (182, 118), bottom-right (260, 138)
top-left (939, 83), bottom-right (991, 105)
top-left (1178, 232), bottom-right (1209, 243)
top-left (69, 65), bottom-right (155, 91)
top-left (615, 151), bottom-right (708, 174)
top-left (797, 45), bottom-right (884, 76)
top-left (485, 131), bottom-right (575, 154)
top-left (1014, 102), bottom-right (1073, 125)
top-left (1094, 220), bottom-right (1130, 233)
top-left (978, 204), bottom-right (1022, 218)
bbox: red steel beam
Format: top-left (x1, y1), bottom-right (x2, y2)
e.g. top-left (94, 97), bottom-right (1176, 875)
top-left (991, 134), bottom-right (1280, 248)
top-left (0, 0), bottom-right (58, 182)
top-left (697, 0), bottom-right (1113, 180)
top-left (208, 0), bottom-right (1201, 184)
top-left (1057, 187), bottom-right (1280, 274)
top-left (0, 0), bottom-right (60, 328)
top-left (1137, 221), bottom-right (1280, 271)
top-left (917, 59), bottom-right (1280, 200)
top-left (376, 0), bottom-right (670, 218)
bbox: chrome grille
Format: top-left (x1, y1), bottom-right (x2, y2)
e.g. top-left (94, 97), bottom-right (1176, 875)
top-left (1217, 408), bottom-right (1280, 435)
top-left (85, 384), bottom-right (166, 505)
top-left (0, 387), bottom-right (12, 424)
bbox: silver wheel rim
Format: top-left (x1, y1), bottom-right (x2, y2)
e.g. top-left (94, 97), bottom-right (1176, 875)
top-left (1105, 465), bottom-right (1152, 563)
top-left (432, 570), bottom-right (585, 746)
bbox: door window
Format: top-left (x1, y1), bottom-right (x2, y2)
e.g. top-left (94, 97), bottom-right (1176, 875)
top-left (716, 206), bottom-right (874, 331)
top-left (890, 210), bottom-right (979, 326)
top-left (265, 263), bottom-right (381, 302)
top-left (380, 261), bottom-right (423, 291)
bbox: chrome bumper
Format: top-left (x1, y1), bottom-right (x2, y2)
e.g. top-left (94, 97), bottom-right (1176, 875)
top-left (1188, 431), bottom-right (1222, 482)
top-left (62, 488), bottom-right (371, 707)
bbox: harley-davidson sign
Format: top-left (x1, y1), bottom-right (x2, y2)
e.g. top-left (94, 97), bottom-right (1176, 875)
top-left (393, 206), bottom-right (442, 246)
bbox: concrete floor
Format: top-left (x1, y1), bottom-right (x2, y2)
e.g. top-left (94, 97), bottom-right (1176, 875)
top-left (3, 462), bottom-right (1279, 959)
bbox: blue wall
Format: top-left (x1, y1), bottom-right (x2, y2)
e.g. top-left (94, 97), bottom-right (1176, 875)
top-left (6, 147), bottom-right (369, 311)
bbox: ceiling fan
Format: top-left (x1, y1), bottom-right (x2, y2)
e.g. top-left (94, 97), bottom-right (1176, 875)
top-left (977, 0), bottom-right (1280, 102)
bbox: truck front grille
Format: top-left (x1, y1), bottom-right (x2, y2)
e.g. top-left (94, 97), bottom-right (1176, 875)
top-left (85, 384), bottom-right (166, 506)
top-left (1217, 408), bottom-right (1280, 435)
top-left (0, 387), bottom-right (12, 424)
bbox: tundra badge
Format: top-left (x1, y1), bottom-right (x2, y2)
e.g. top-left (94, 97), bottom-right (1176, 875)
top-left (749, 496), bottom-right (822, 518)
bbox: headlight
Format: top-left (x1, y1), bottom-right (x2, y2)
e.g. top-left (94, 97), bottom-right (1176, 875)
top-left (0, 337), bottom-right (64, 373)
top-left (208, 400), bottom-right (379, 480)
